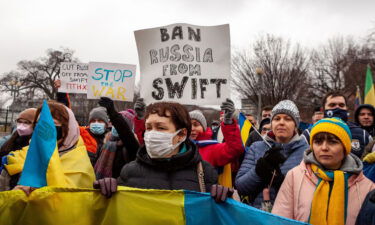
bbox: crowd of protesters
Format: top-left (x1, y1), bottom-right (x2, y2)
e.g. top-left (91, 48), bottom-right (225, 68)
top-left (0, 86), bottom-right (374, 225)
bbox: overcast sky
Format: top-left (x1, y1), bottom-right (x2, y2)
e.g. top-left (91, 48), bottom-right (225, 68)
top-left (0, 0), bottom-right (374, 82)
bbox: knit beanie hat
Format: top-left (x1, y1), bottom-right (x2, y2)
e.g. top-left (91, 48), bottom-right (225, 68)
top-left (189, 110), bottom-right (207, 131)
top-left (310, 117), bottom-right (352, 155)
top-left (119, 110), bottom-right (135, 131)
top-left (271, 100), bottom-right (300, 126)
top-left (89, 107), bottom-right (109, 124)
top-left (17, 108), bottom-right (37, 123)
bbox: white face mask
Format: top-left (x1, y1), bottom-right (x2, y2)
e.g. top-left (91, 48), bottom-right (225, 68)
top-left (144, 129), bottom-right (186, 158)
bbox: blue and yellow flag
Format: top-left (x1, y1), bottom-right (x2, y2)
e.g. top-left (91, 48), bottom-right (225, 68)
top-left (0, 187), bottom-right (308, 225)
top-left (18, 100), bottom-right (67, 187)
top-left (238, 112), bottom-right (252, 147)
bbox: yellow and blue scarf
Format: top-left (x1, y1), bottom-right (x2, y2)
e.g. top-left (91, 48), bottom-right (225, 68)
top-left (309, 164), bottom-right (350, 225)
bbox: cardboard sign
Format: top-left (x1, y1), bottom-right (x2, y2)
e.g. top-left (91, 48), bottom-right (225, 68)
top-left (59, 63), bottom-right (88, 94)
top-left (135, 23), bottom-right (230, 105)
top-left (87, 62), bottom-right (136, 101)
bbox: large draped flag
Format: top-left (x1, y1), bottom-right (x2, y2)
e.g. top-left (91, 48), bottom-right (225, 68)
top-left (0, 186), bottom-right (308, 225)
top-left (18, 100), bottom-right (67, 187)
top-left (238, 112), bottom-right (252, 147)
top-left (364, 65), bottom-right (375, 106)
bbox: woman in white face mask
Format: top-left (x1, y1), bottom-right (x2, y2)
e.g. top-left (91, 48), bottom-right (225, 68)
top-left (94, 102), bottom-right (220, 198)
top-left (0, 108), bottom-right (37, 158)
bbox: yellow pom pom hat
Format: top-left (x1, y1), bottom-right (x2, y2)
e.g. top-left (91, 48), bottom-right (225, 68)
top-left (310, 117), bottom-right (352, 155)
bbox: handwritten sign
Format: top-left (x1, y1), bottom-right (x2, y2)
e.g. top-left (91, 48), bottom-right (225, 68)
top-left (134, 23), bottom-right (230, 105)
top-left (59, 63), bottom-right (88, 94)
top-left (87, 62), bottom-right (136, 101)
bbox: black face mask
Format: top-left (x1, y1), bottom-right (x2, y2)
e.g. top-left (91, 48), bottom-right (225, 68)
top-left (56, 126), bottom-right (63, 140)
top-left (324, 108), bottom-right (349, 122)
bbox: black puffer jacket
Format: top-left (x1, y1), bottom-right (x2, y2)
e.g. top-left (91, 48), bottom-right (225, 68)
top-left (118, 141), bottom-right (218, 192)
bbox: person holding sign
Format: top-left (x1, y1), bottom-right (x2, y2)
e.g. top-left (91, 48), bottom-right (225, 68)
top-left (189, 99), bottom-right (244, 170)
top-left (95, 97), bottom-right (140, 179)
top-left (272, 118), bottom-right (375, 225)
top-left (93, 101), bottom-right (234, 199)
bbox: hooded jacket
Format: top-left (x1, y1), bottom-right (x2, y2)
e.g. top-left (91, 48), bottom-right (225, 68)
top-left (355, 104), bottom-right (375, 137)
top-left (195, 120), bottom-right (244, 168)
top-left (235, 132), bottom-right (308, 208)
top-left (272, 151), bottom-right (375, 225)
top-left (117, 141), bottom-right (218, 192)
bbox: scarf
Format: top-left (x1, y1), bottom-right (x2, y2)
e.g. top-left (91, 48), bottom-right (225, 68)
top-left (94, 140), bottom-right (118, 179)
top-left (309, 164), bottom-right (349, 225)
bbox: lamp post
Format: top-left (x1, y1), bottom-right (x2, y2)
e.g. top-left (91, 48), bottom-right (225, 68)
top-left (8, 80), bottom-right (21, 126)
top-left (256, 68), bottom-right (264, 124)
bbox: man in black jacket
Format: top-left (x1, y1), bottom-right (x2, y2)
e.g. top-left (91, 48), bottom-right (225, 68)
top-left (355, 104), bottom-right (375, 138)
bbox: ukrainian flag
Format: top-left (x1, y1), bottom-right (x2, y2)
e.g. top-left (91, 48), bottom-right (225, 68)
top-left (18, 100), bottom-right (67, 187)
top-left (238, 112), bottom-right (252, 147)
top-left (364, 65), bottom-right (375, 106)
top-left (0, 186), bottom-right (308, 225)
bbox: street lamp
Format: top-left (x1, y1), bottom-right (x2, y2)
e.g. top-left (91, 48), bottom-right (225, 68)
top-left (256, 68), bottom-right (264, 124)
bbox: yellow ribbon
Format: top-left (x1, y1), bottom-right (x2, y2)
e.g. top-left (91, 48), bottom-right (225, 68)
top-left (310, 164), bottom-right (345, 225)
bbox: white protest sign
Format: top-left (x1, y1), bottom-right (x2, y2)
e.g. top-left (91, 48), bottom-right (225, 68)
top-left (59, 63), bottom-right (88, 94)
top-left (134, 23), bottom-right (230, 105)
top-left (87, 62), bottom-right (136, 101)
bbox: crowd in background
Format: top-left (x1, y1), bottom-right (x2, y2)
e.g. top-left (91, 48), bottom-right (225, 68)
top-left (0, 87), bottom-right (375, 225)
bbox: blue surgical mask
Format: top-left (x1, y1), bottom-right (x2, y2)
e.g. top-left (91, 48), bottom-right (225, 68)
top-left (111, 127), bottom-right (119, 138)
top-left (90, 122), bottom-right (106, 135)
top-left (324, 108), bottom-right (349, 122)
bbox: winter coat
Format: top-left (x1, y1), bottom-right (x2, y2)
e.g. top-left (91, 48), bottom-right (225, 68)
top-left (134, 117), bottom-right (145, 146)
top-left (118, 141), bottom-right (218, 192)
top-left (356, 189), bottom-right (375, 225)
top-left (245, 130), bottom-right (263, 148)
top-left (196, 120), bottom-right (244, 167)
top-left (355, 104), bottom-right (375, 137)
top-left (302, 121), bottom-right (372, 158)
top-left (272, 157), bottom-right (375, 225)
top-left (0, 133), bottom-right (31, 159)
top-left (235, 133), bottom-right (308, 208)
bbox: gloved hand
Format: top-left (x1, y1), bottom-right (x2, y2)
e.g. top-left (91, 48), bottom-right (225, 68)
top-left (93, 178), bottom-right (118, 198)
top-left (262, 146), bottom-right (286, 166)
top-left (210, 184), bottom-right (234, 203)
top-left (255, 157), bottom-right (275, 183)
top-left (134, 98), bottom-right (146, 119)
top-left (98, 97), bottom-right (116, 116)
top-left (255, 146), bottom-right (286, 184)
top-left (220, 98), bottom-right (235, 125)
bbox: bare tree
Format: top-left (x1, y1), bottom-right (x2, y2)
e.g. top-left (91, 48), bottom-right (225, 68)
top-left (232, 34), bottom-right (311, 111)
top-left (0, 48), bottom-right (77, 99)
top-left (309, 36), bottom-right (360, 99)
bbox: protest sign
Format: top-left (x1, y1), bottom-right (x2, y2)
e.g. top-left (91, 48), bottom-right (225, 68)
top-left (87, 62), bottom-right (136, 101)
top-left (59, 63), bottom-right (88, 94)
top-left (135, 23), bottom-right (230, 105)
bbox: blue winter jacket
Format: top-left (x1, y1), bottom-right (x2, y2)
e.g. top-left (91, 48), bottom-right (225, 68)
top-left (235, 134), bottom-right (308, 208)
top-left (302, 121), bottom-right (372, 158)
